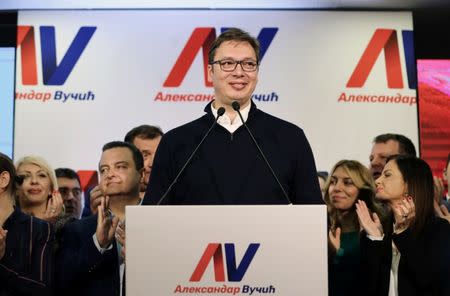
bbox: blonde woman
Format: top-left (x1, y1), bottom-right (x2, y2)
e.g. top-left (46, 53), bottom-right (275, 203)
top-left (16, 155), bottom-right (64, 224)
top-left (0, 152), bottom-right (54, 295)
top-left (324, 160), bottom-right (384, 296)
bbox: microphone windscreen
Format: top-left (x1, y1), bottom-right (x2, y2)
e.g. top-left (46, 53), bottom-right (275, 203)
top-left (15, 175), bottom-right (24, 186)
top-left (232, 101), bottom-right (240, 111)
top-left (217, 107), bottom-right (225, 116)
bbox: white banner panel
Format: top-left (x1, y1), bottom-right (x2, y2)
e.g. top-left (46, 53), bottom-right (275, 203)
top-left (126, 205), bottom-right (328, 295)
top-left (15, 10), bottom-right (417, 172)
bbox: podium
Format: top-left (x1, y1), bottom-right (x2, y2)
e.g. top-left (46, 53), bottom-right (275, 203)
top-left (126, 205), bottom-right (328, 295)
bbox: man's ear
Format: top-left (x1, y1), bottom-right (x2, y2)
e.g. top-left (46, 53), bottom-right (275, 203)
top-left (207, 64), bottom-right (214, 83)
top-left (139, 168), bottom-right (145, 183)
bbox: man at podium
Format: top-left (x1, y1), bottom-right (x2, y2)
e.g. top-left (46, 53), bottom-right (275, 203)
top-left (143, 28), bottom-right (321, 206)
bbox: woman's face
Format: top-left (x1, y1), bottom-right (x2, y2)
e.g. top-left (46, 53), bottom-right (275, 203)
top-left (328, 166), bottom-right (360, 212)
top-left (17, 163), bottom-right (52, 206)
top-left (375, 159), bottom-right (407, 203)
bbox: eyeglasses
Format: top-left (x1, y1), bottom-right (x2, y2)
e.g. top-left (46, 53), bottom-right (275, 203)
top-left (211, 59), bottom-right (259, 72)
top-left (59, 187), bottom-right (82, 197)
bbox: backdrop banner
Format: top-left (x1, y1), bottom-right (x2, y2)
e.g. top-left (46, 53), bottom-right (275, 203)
top-left (15, 10), bottom-right (417, 174)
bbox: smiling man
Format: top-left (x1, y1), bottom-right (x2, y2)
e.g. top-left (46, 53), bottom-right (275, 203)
top-left (57, 141), bottom-right (143, 296)
top-left (143, 28), bottom-right (321, 206)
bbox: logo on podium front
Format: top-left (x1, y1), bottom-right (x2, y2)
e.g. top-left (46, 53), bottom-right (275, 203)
top-left (173, 242), bottom-right (276, 295)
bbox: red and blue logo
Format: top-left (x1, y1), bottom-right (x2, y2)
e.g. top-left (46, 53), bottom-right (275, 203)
top-left (190, 243), bottom-right (260, 282)
top-left (347, 29), bottom-right (416, 89)
top-left (163, 28), bottom-right (278, 87)
top-left (17, 26), bottom-right (96, 86)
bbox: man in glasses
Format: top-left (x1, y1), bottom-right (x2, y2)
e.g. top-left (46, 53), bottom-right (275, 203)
top-left (56, 168), bottom-right (83, 221)
top-left (143, 27), bottom-right (321, 206)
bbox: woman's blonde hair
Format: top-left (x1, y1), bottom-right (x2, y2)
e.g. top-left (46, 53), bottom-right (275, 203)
top-left (15, 155), bottom-right (58, 191)
top-left (324, 160), bottom-right (383, 231)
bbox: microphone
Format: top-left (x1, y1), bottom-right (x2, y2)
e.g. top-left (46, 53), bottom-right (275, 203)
top-left (232, 101), bottom-right (292, 204)
top-left (156, 107), bottom-right (226, 205)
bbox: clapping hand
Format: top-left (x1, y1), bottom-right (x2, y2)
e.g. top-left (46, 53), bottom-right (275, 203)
top-left (434, 200), bottom-right (450, 223)
top-left (43, 190), bottom-right (64, 223)
top-left (328, 227), bottom-right (341, 252)
top-left (356, 200), bottom-right (383, 237)
top-left (96, 196), bottom-right (119, 249)
top-left (392, 197), bottom-right (415, 234)
top-left (116, 221), bottom-right (126, 261)
top-left (90, 185), bottom-right (104, 215)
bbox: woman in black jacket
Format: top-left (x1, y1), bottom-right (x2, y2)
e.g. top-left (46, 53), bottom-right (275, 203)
top-left (0, 152), bottom-right (54, 296)
top-left (356, 155), bottom-right (450, 296)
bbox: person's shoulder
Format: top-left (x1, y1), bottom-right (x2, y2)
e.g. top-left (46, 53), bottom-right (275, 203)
top-left (255, 109), bottom-right (304, 133)
top-left (254, 109), bottom-right (308, 145)
top-left (162, 115), bottom-right (211, 141)
top-left (427, 216), bottom-right (450, 240)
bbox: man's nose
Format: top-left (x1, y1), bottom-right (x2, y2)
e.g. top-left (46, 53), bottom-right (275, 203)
top-left (371, 156), bottom-right (382, 167)
top-left (66, 191), bottom-right (75, 200)
top-left (233, 62), bottom-right (245, 75)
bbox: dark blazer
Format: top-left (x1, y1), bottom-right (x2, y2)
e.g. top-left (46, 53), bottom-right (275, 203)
top-left (361, 216), bottom-right (450, 296)
top-left (0, 208), bottom-right (54, 296)
top-left (56, 215), bottom-right (121, 296)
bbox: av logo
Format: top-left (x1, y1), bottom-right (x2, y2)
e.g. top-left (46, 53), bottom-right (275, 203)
top-left (190, 243), bottom-right (260, 282)
top-left (347, 29), bottom-right (416, 89)
top-left (164, 28), bottom-right (278, 87)
top-left (17, 26), bottom-right (96, 85)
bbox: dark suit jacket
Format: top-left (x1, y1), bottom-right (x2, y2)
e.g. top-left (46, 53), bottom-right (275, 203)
top-left (56, 215), bottom-right (121, 296)
top-left (361, 216), bottom-right (450, 296)
top-left (0, 208), bottom-right (54, 296)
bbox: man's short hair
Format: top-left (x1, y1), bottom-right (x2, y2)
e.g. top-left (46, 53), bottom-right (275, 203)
top-left (55, 168), bottom-right (81, 184)
top-left (124, 125), bottom-right (163, 143)
top-left (208, 27), bottom-right (260, 64)
top-left (373, 133), bottom-right (416, 157)
top-left (102, 141), bottom-right (144, 171)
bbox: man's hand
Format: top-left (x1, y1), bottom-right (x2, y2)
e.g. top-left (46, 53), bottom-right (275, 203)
top-left (116, 221), bottom-right (126, 261)
top-left (90, 185), bottom-right (104, 215)
top-left (96, 196), bottom-right (119, 249)
top-left (434, 200), bottom-right (450, 223)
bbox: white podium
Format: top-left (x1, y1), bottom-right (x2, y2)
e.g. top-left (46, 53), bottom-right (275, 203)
top-left (126, 205), bottom-right (328, 295)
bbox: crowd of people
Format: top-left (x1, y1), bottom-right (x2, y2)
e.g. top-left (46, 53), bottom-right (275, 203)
top-left (1, 27), bottom-right (449, 296)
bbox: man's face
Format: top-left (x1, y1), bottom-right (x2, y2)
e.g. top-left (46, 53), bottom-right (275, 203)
top-left (208, 40), bottom-right (258, 108)
top-left (369, 140), bottom-right (400, 180)
top-left (132, 136), bottom-right (161, 190)
top-left (57, 177), bottom-right (82, 220)
top-left (99, 147), bottom-right (142, 198)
